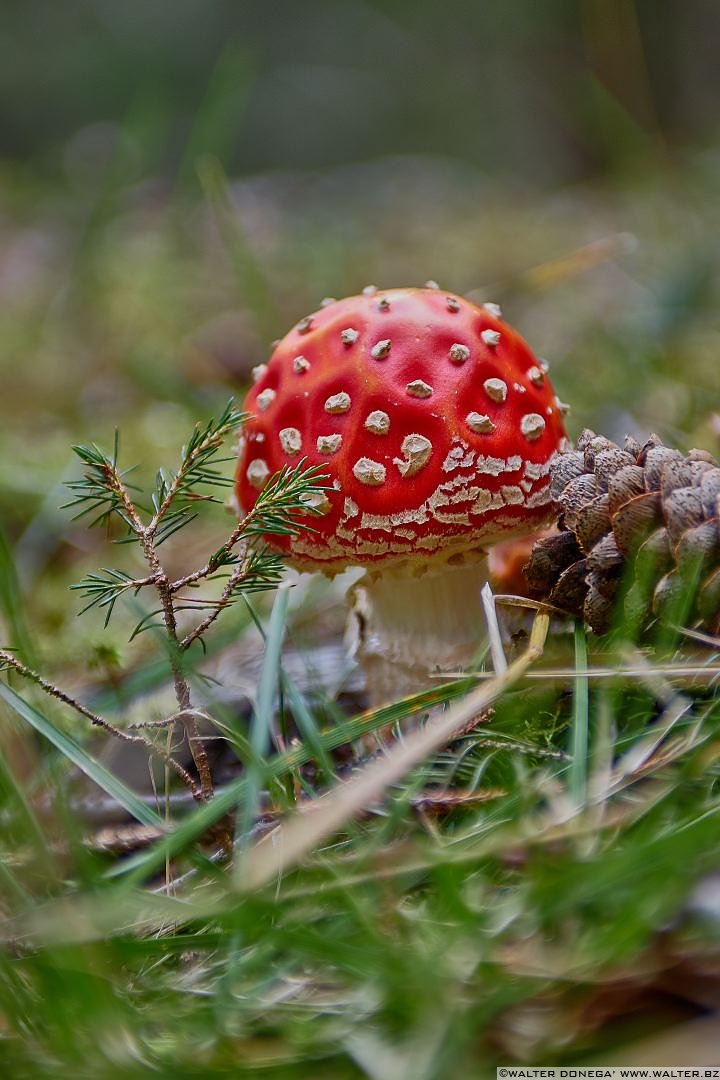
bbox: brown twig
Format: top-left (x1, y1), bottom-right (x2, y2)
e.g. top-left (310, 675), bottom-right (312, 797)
top-left (101, 462), bottom-right (146, 535)
top-left (65, 417), bottom-right (304, 805)
top-left (126, 707), bottom-right (214, 731)
top-left (0, 648), bottom-right (201, 799)
top-left (142, 551), bottom-right (214, 801)
top-left (145, 425), bottom-right (228, 538)
top-left (102, 457), bottom-right (215, 801)
top-left (179, 562), bottom-right (247, 651)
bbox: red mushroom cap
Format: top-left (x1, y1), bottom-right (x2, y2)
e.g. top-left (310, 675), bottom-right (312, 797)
top-left (236, 288), bottom-right (569, 571)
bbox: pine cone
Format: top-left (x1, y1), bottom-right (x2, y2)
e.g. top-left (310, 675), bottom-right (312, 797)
top-left (524, 429), bottom-right (720, 634)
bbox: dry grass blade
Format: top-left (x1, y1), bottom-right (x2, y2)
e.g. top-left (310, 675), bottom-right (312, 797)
top-left (280, 775), bottom-right (675, 901)
top-left (433, 663), bottom-right (720, 684)
top-left (676, 625), bottom-right (720, 649)
top-left (481, 581), bottom-right (507, 674)
top-left (10, 763), bottom-right (675, 947)
top-left (235, 613), bottom-right (549, 893)
top-left (606, 646), bottom-right (694, 786)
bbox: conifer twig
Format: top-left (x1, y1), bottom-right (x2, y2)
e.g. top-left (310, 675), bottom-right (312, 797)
top-left (180, 563), bottom-right (247, 651)
top-left (63, 401), bottom-right (330, 804)
top-left (0, 648), bottom-right (201, 799)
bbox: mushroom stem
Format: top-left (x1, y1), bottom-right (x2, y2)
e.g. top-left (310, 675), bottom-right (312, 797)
top-left (348, 554), bottom-right (491, 705)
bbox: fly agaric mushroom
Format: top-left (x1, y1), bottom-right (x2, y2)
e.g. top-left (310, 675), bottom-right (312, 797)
top-left (236, 287), bottom-right (569, 701)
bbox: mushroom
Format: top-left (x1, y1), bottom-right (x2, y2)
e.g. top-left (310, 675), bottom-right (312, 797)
top-left (236, 287), bottom-right (568, 702)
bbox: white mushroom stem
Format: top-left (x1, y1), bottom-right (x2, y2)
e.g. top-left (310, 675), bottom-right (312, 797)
top-left (347, 552), bottom-right (493, 705)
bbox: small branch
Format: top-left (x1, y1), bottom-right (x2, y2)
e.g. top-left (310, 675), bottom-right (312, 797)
top-left (126, 708), bottom-right (214, 731)
top-left (103, 462), bottom-right (146, 534)
top-left (62, 408), bottom-right (323, 808)
top-left (147, 470), bottom-right (192, 538)
top-left (136, 515), bottom-right (213, 799)
top-left (0, 649), bottom-right (201, 799)
top-left (71, 570), bottom-right (161, 622)
top-left (169, 519), bottom-right (248, 593)
top-left (166, 458), bottom-right (328, 596)
top-left (180, 563), bottom-right (247, 651)
top-left (146, 405), bottom-right (244, 538)
top-left (78, 450), bottom-right (215, 801)
top-left (116, 573), bottom-right (158, 590)
top-left (142, 556), bottom-right (214, 802)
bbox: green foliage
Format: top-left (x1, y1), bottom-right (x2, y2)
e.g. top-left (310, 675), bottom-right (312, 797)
top-left (1, 400), bottom-right (332, 824)
top-left (243, 459), bottom-right (331, 539)
top-left (1, 656), bottom-right (719, 1074)
top-left (164, 399), bottom-right (246, 500)
top-left (63, 435), bottom-right (138, 531)
top-left (70, 567), bottom-right (144, 626)
top-left (150, 399), bottom-right (248, 545)
top-left (64, 401), bottom-right (328, 640)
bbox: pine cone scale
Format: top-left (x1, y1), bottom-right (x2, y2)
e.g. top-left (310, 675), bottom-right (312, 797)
top-left (607, 465), bottom-right (646, 512)
top-left (611, 492), bottom-right (662, 556)
top-left (549, 559), bottom-right (589, 614)
top-left (575, 495), bottom-right (611, 553)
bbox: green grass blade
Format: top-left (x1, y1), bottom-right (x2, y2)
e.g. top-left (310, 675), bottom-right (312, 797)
top-left (109, 676), bottom-right (477, 884)
top-left (569, 621), bottom-right (589, 806)
top-left (0, 524), bottom-right (35, 665)
top-left (0, 683), bottom-right (163, 828)
top-left (0, 857), bottom-right (30, 905)
top-left (234, 582), bottom-right (291, 863)
top-left (90, 600), bottom-right (256, 714)
top-left (0, 734), bottom-right (49, 855)
top-left (281, 671), bottom-right (336, 782)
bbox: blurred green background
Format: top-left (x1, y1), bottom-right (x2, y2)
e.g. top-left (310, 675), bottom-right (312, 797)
top-left (1, 0), bottom-right (719, 661)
